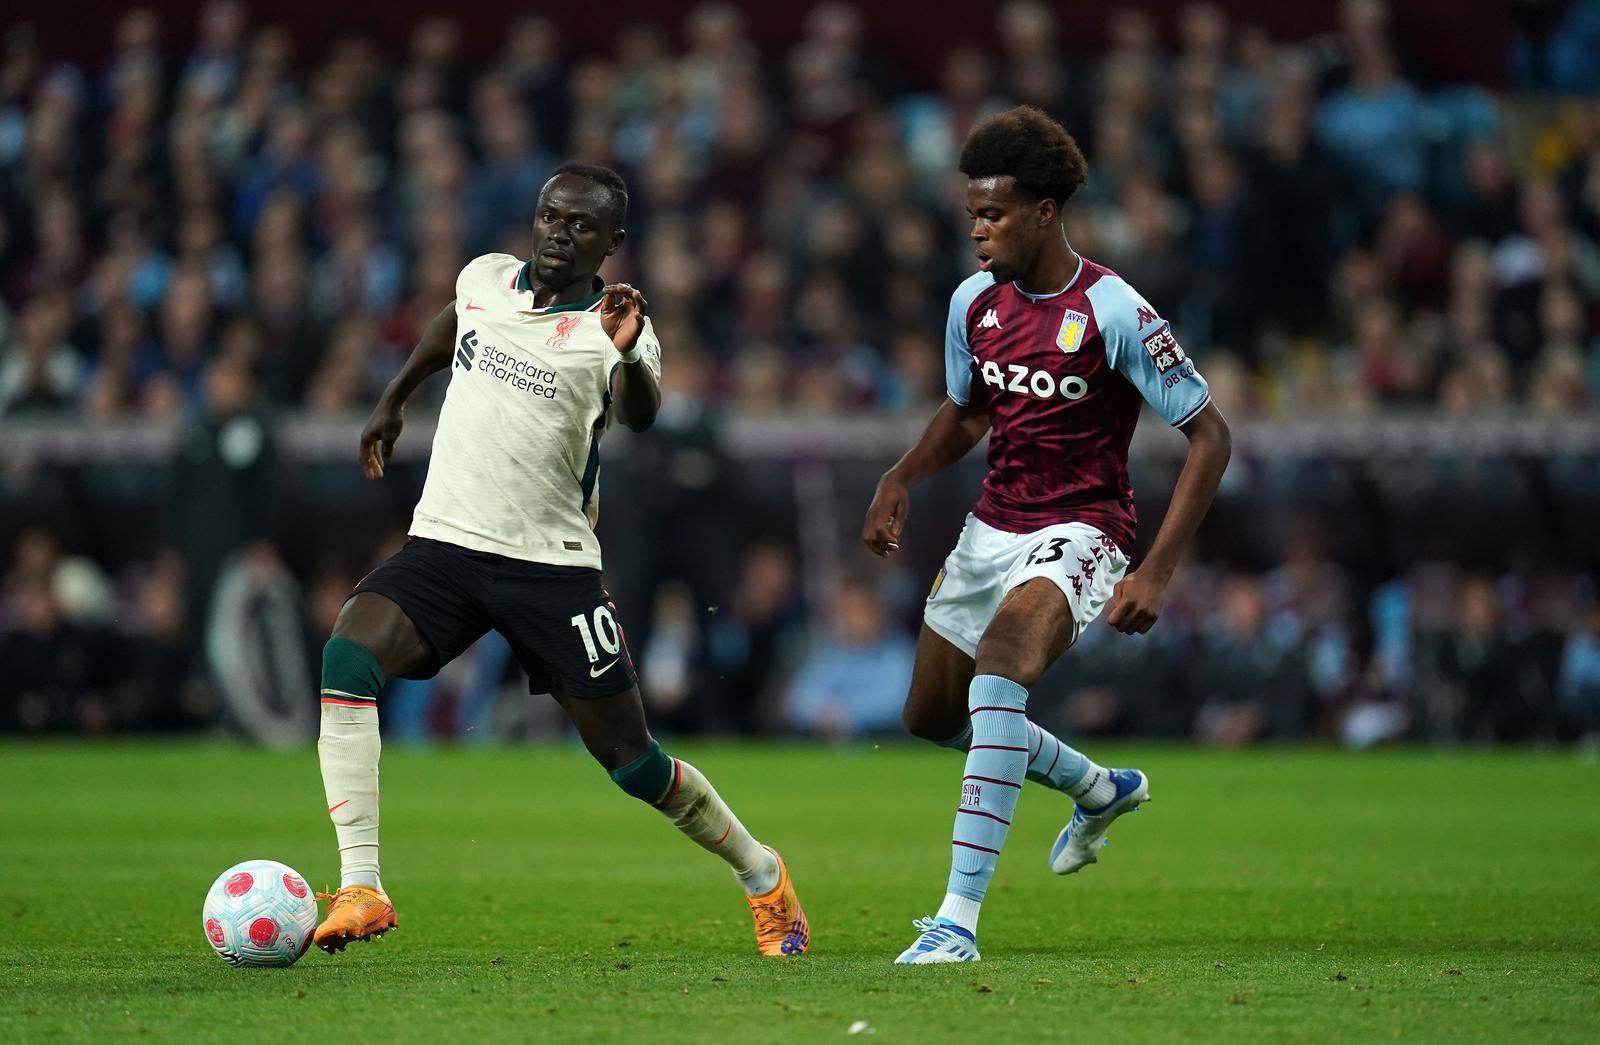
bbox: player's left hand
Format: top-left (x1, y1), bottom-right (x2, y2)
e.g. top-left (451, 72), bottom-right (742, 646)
top-left (600, 283), bottom-right (648, 356)
top-left (1105, 570), bottom-right (1166, 634)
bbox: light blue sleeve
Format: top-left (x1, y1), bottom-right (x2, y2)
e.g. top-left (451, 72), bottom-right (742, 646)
top-left (945, 271), bottom-right (996, 405)
top-left (1086, 274), bottom-right (1211, 427)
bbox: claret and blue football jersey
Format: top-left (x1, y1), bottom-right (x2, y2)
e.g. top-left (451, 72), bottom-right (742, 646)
top-left (943, 257), bottom-right (1211, 553)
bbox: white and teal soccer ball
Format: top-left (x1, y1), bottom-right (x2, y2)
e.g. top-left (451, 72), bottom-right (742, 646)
top-left (201, 860), bottom-right (319, 967)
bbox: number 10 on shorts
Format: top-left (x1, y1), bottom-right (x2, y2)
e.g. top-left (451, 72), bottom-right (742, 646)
top-left (570, 606), bottom-right (622, 663)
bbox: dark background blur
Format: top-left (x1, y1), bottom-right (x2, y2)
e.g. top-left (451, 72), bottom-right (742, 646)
top-left (3, 0), bottom-right (1599, 748)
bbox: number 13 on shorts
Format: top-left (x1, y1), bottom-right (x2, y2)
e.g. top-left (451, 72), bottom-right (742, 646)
top-left (923, 516), bottom-right (1129, 658)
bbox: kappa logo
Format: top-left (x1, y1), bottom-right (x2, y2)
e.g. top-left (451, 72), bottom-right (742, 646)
top-left (1056, 309), bottom-right (1089, 353)
top-left (978, 308), bottom-right (1003, 330)
top-left (546, 313), bottom-right (582, 349)
top-left (1136, 305), bottom-right (1160, 329)
top-left (456, 330), bottom-right (478, 370)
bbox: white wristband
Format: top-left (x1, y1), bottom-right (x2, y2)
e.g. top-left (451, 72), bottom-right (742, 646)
top-left (619, 345), bottom-right (643, 364)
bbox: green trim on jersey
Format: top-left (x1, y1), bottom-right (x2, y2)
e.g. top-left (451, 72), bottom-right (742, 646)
top-left (515, 263), bottom-right (605, 312)
top-left (579, 386), bottom-right (613, 511)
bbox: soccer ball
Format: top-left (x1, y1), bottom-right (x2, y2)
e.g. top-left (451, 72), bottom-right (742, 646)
top-left (201, 860), bottom-right (319, 967)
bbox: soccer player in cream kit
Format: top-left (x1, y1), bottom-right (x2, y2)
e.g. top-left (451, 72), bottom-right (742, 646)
top-left (864, 108), bottom-right (1232, 963)
top-left (313, 164), bottom-right (808, 957)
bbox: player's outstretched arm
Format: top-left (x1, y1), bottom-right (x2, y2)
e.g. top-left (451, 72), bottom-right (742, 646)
top-left (359, 301), bottom-right (456, 479)
top-left (1105, 401), bottom-right (1231, 633)
top-left (863, 399), bottom-right (991, 557)
top-left (602, 283), bottom-right (661, 431)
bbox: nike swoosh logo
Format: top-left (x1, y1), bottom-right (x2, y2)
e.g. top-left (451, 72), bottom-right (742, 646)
top-left (465, 300), bottom-right (486, 312)
top-left (953, 868), bottom-right (979, 877)
top-left (589, 658), bottom-right (620, 678)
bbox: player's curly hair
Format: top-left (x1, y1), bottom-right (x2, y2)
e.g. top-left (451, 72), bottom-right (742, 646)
top-left (549, 161), bottom-right (629, 227)
top-left (958, 105), bottom-right (1088, 205)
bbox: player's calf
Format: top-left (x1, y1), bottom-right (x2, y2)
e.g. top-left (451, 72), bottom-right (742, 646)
top-left (315, 634), bottom-right (406, 955)
top-left (609, 741), bottom-right (808, 956)
top-left (318, 636), bottom-right (385, 891)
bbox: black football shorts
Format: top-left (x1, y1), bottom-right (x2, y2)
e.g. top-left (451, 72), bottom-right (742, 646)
top-left (350, 537), bottom-right (637, 699)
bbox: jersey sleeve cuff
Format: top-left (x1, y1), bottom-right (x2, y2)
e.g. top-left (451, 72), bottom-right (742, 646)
top-left (947, 390), bottom-right (969, 406)
top-left (1169, 393), bottom-right (1212, 428)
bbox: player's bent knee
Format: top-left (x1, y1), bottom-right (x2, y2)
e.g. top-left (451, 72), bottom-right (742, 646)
top-left (608, 740), bottom-right (677, 805)
top-left (903, 700), bottom-right (960, 743)
top-left (902, 702), bottom-right (934, 740)
top-left (973, 634), bottom-right (1047, 689)
top-left (320, 636), bottom-right (388, 707)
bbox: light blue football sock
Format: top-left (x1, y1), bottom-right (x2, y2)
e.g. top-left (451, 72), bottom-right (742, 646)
top-left (1024, 720), bottom-right (1090, 790)
top-left (946, 674), bottom-right (1030, 903)
top-left (939, 715), bottom-right (1108, 802)
top-left (1025, 720), bottom-right (1115, 807)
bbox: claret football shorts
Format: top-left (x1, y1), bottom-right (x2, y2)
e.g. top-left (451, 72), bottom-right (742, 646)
top-left (923, 514), bottom-right (1130, 657)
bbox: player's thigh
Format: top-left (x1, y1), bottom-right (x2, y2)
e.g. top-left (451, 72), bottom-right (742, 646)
top-left (495, 565), bottom-right (645, 757)
top-left (330, 593), bottom-right (434, 679)
top-left (342, 538), bottom-right (493, 680)
top-left (903, 624), bottom-right (976, 740)
top-left (975, 522), bottom-right (1130, 686)
top-left (974, 579), bottom-right (1076, 687)
top-left (917, 514), bottom-right (1009, 732)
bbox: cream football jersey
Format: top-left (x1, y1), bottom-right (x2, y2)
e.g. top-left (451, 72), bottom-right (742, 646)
top-left (408, 253), bottom-right (662, 569)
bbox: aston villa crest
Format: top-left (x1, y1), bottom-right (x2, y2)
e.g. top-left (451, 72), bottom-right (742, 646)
top-left (1056, 309), bottom-right (1089, 353)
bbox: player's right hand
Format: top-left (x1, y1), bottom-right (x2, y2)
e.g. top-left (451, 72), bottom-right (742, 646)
top-left (863, 475), bottom-right (910, 557)
top-left (359, 401), bottom-right (404, 479)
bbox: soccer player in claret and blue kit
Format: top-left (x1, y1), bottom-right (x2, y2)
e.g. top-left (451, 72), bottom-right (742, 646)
top-left (311, 163), bottom-right (807, 958)
top-left (863, 107), bottom-right (1232, 964)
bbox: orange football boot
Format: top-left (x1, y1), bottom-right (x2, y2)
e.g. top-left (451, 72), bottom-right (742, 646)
top-left (314, 885), bottom-right (397, 953)
top-left (746, 848), bottom-right (808, 956)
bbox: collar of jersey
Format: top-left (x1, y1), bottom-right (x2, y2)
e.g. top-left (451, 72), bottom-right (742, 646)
top-left (1011, 254), bottom-right (1084, 301)
top-left (514, 263), bottom-right (605, 313)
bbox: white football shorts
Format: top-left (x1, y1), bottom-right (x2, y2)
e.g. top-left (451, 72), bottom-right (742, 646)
top-left (923, 514), bottom-right (1130, 657)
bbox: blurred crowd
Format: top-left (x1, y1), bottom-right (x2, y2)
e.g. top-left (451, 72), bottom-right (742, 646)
top-left (5, 522), bottom-right (1599, 747)
top-left (4, 3), bottom-right (1600, 747)
top-left (3, 0), bottom-right (1600, 419)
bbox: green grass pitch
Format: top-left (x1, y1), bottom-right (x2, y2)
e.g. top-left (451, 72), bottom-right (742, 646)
top-left (3, 741), bottom-right (1597, 1042)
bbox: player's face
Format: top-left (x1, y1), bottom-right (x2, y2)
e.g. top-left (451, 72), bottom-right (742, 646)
top-left (530, 175), bottom-right (625, 289)
top-left (966, 176), bottom-right (1052, 284)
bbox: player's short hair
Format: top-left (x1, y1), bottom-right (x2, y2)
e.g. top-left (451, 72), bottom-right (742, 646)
top-left (548, 161), bottom-right (629, 228)
top-left (958, 105), bottom-right (1088, 207)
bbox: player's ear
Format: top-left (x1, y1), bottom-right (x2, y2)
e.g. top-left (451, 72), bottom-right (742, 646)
top-left (606, 227), bottom-right (626, 258)
top-left (1036, 197), bottom-right (1059, 227)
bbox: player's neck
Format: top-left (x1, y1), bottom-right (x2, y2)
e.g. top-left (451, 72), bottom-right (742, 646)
top-left (529, 274), bottom-right (599, 309)
top-left (1012, 240), bottom-right (1080, 298)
